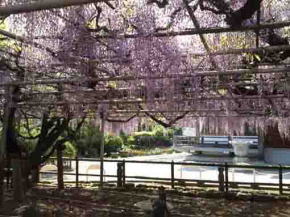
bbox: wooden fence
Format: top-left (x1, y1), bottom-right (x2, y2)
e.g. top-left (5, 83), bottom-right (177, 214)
top-left (40, 157), bottom-right (290, 195)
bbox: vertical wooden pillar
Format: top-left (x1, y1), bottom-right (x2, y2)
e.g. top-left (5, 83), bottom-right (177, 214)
top-left (258, 129), bottom-right (264, 160)
top-left (279, 165), bottom-right (283, 195)
top-left (225, 163), bottom-right (229, 193)
top-left (122, 159), bottom-right (126, 186)
top-left (171, 161), bottom-right (175, 189)
top-left (57, 145), bottom-right (64, 190)
top-left (218, 167), bottom-right (225, 192)
top-left (75, 155), bottom-right (79, 188)
top-left (100, 115), bottom-right (105, 188)
top-left (117, 162), bottom-right (123, 187)
top-left (217, 117), bottom-right (220, 135)
top-left (0, 86), bottom-right (11, 207)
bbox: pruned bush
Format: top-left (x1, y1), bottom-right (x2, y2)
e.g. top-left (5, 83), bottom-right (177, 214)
top-left (76, 124), bottom-right (102, 157)
top-left (154, 135), bottom-right (172, 147)
top-left (134, 135), bottom-right (153, 149)
top-left (105, 135), bottom-right (123, 156)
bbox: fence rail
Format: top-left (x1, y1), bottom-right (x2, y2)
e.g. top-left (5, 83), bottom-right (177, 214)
top-left (40, 157), bottom-right (290, 195)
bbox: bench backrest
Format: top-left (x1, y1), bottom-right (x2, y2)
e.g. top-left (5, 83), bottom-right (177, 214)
top-left (173, 135), bottom-right (259, 147)
top-left (173, 136), bottom-right (198, 145)
top-left (201, 136), bottom-right (230, 145)
top-left (231, 136), bottom-right (259, 147)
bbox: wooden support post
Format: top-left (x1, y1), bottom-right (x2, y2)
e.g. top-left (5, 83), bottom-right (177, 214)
top-left (75, 155), bottom-right (79, 188)
top-left (171, 161), bottom-right (175, 189)
top-left (122, 160), bottom-right (126, 186)
top-left (279, 165), bottom-right (283, 195)
top-left (0, 86), bottom-right (11, 207)
top-left (218, 167), bottom-right (225, 192)
top-left (117, 162), bottom-right (123, 187)
top-left (225, 163), bottom-right (229, 193)
top-left (57, 145), bottom-right (64, 190)
top-left (100, 115), bottom-right (105, 188)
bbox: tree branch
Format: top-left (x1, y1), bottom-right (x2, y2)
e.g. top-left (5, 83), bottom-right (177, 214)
top-left (139, 105), bottom-right (189, 127)
top-left (106, 114), bottom-right (137, 123)
top-left (226, 0), bottom-right (263, 27)
top-left (147, 0), bottom-right (169, 8)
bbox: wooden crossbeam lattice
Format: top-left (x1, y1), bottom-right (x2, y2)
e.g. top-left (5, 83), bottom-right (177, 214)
top-left (0, 0), bottom-right (110, 16)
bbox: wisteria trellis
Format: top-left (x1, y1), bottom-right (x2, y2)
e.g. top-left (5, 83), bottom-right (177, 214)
top-left (0, 0), bottom-right (290, 137)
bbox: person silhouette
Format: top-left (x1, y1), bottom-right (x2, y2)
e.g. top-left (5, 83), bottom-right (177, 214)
top-left (151, 186), bottom-right (170, 217)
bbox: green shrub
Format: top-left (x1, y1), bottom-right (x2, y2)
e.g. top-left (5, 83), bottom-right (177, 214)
top-left (152, 125), bottom-right (164, 137)
top-left (126, 127), bottom-right (174, 149)
top-left (134, 135), bottom-right (154, 149)
top-left (173, 127), bottom-right (183, 135)
top-left (153, 135), bottom-right (172, 147)
top-left (167, 128), bottom-right (175, 139)
top-left (105, 135), bottom-right (123, 156)
top-left (76, 124), bottom-right (102, 157)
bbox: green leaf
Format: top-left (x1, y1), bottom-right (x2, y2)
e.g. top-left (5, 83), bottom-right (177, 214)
top-left (254, 54), bottom-right (261, 61)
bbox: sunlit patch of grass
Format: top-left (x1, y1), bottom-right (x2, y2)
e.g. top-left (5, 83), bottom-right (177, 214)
top-left (119, 147), bottom-right (176, 157)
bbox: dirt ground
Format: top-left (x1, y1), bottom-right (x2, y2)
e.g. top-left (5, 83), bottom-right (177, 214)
top-left (1, 185), bottom-right (290, 217)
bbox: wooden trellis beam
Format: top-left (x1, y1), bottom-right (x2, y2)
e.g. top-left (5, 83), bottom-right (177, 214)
top-left (187, 45), bottom-right (290, 56)
top-left (73, 113), bottom-right (284, 118)
top-left (4, 94), bottom-right (287, 108)
top-left (0, 66), bottom-right (289, 87)
top-left (93, 21), bottom-right (290, 38)
top-left (0, 0), bottom-right (110, 17)
top-left (86, 114), bottom-right (288, 118)
top-left (0, 77), bottom-right (286, 97)
top-left (1, 25), bottom-right (289, 67)
top-left (0, 108), bottom-right (276, 118)
top-left (108, 109), bottom-right (266, 113)
top-left (106, 114), bottom-right (278, 118)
